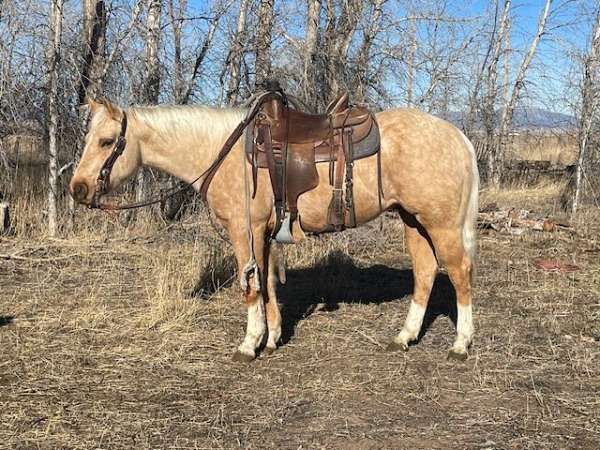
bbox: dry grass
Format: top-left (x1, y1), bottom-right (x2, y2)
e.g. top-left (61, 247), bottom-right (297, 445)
top-left (507, 133), bottom-right (577, 166)
top-left (1, 184), bottom-right (599, 449)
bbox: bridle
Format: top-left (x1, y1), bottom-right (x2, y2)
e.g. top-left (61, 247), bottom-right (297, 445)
top-left (89, 112), bottom-right (128, 209)
top-left (86, 89), bottom-right (279, 211)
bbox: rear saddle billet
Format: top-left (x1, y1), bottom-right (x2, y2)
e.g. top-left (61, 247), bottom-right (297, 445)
top-left (245, 81), bottom-right (382, 243)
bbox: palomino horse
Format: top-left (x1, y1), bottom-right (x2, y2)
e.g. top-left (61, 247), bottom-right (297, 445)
top-left (70, 98), bottom-right (479, 362)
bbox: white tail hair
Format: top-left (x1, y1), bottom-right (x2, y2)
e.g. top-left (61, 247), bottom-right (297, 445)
top-left (461, 133), bottom-right (479, 263)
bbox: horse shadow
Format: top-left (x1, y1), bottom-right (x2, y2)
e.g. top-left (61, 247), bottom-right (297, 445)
top-left (276, 250), bottom-right (457, 346)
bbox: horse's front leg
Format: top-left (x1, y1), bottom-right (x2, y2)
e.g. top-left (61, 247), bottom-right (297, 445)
top-left (230, 222), bottom-right (268, 362)
top-left (264, 241), bottom-right (283, 354)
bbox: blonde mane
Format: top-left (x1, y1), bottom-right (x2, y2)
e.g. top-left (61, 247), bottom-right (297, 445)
top-left (128, 104), bottom-right (246, 149)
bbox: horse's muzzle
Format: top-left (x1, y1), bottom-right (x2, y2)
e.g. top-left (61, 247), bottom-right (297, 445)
top-left (69, 180), bottom-right (90, 204)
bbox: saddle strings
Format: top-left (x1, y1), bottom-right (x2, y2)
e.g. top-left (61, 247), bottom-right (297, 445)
top-left (240, 134), bottom-right (261, 292)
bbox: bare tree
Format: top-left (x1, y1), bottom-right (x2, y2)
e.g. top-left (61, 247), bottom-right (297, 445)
top-left (354, 0), bottom-right (386, 102)
top-left (255, 0), bottom-right (275, 87)
top-left (143, 0), bottom-right (163, 104)
top-left (136, 0), bottom-right (163, 209)
top-left (181, 4), bottom-right (228, 104)
top-left (224, 0), bottom-right (250, 105)
top-left (303, 0), bottom-right (321, 110)
top-left (492, 0), bottom-right (552, 185)
top-left (482, 0), bottom-right (511, 182)
top-left (46, 0), bottom-right (64, 237)
top-left (78, 0), bottom-right (107, 104)
top-left (322, 0), bottom-right (363, 99)
top-left (405, 16), bottom-right (417, 107)
top-left (572, 9), bottom-right (600, 216)
top-left (168, 0), bottom-right (187, 103)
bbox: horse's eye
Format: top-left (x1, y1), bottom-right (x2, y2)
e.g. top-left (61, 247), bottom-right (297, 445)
top-left (99, 138), bottom-right (115, 147)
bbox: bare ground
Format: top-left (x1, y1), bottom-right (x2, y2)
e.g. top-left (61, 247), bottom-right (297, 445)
top-left (0, 190), bottom-right (599, 450)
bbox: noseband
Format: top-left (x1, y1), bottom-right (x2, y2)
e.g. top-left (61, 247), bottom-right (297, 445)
top-left (89, 113), bottom-right (128, 209)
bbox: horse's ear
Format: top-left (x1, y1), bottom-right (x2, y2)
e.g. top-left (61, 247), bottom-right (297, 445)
top-left (99, 98), bottom-right (121, 120)
top-left (86, 97), bottom-right (101, 114)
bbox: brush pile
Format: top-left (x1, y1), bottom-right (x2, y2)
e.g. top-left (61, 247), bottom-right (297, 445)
top-left (478, 203), bottom-right (574, 235)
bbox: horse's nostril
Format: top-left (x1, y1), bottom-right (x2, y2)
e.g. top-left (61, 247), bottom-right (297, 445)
top-left (72, 183), bottom-right (88, 202)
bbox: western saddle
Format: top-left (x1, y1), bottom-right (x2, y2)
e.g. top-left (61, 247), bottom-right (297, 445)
top-left (242, 81), bottom-right (382, 243)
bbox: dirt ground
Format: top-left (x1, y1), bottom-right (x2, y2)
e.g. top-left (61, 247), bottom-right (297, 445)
top-left (1, 189), bottom-right (599, 450)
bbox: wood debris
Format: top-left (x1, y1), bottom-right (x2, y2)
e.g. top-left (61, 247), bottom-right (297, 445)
top-left (478, 205), bottom-right (574, 235)
top-left (533, 258), bottom-right (580, 273)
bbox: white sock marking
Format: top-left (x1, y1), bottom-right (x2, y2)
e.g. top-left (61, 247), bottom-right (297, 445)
top-left (395, 301), bottom-right (426, 345)
top-left (237, 297), bottom-right (266, 356)
top-left (453, 303), bottom-right (473, 353)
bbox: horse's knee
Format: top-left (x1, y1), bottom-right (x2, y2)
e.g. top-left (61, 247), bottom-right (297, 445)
top-left (244, 288), bottom-right (260, 305)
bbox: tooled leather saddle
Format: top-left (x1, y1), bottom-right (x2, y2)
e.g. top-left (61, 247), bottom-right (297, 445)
top-left (245, 81), bottom-right (382, 243)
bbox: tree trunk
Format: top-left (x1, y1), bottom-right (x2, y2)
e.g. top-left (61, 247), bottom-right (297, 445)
top-left (181, 11), bottom-right (223, 104)
top-left (322, 0), bottom-right (362, 104)
top-left (483, 0), bottom-right (511, 184)
top-left (143, 0), bottom-right (162, 104)
top-left (225, 0), bottom-right (250, 105)
top-left (168, 0), bottom-right (187, 103)
top-left (70, 0), bottom-right (107, 230)
top-left (406, 17), bottom-right (417, 107)
top-left (137, 0), bottom-right (162, 215)
top-left (46, 0), bottom-right (63, 238)
top-left (78, 0), bottom-right (107, 104)
top-left (0, 201), bottom-right (9, 234)
top-left (354, 0), bottom-right (385, 102)
top-left (303, 0), bottom-right (321, 110)
top-left (493, 0), bottom-right (551, 186)
top-left (572, 10), bottom-right (600, 217)
top-left (254, 0), bottom-right (274, 87)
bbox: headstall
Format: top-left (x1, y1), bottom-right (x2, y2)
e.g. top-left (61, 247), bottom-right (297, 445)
top-left (89, 112), bottom-right (128, 209)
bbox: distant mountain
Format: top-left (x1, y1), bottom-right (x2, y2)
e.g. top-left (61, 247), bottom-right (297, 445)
top-left (438, 107), bottom-right (577, 132)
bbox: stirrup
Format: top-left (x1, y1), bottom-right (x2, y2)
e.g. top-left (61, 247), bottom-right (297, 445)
top-left (274, 212), bottom-right (295, 244)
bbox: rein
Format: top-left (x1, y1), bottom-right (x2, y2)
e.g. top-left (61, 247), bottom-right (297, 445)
top-left (88, 90), bottom-right (281, 211)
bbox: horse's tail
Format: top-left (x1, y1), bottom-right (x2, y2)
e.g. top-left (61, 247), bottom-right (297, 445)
top-left (461, 133), bottom-right (479, 267)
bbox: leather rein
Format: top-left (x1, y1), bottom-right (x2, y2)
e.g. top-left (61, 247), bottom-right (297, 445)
top-left (88, 91), bottom-right (279, 211)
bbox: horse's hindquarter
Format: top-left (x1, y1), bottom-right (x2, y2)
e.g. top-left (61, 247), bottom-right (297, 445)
top-left (376, 109), bottom-right (476, 227)
top-left (297, 108), bottom-right (476, 231)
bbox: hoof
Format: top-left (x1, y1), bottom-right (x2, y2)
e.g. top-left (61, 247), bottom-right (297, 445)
top-left (232, 350), bottom-right (255, 363)
top-left (263, 346), bottom-right (276, 356)
top-left (447, 349), bottom-right (468, 361)
top-left (386, 341), bottom-right (409, 352)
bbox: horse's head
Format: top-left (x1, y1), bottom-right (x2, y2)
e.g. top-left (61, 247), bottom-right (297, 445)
top-left (69, 98), bottom-right (140, 206)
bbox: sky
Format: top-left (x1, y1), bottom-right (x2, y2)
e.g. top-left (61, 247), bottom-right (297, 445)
top-left (182, 0), bottom-right (597, 112)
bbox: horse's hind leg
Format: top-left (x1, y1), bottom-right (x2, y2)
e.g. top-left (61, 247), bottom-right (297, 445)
top-left (388, 220), bottom-right (438, 352)
top-left (429, 228), bottom-right (474, 360)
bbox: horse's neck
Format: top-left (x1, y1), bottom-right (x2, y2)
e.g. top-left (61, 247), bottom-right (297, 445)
top-left (131, 106), bottom-right (244, 185)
